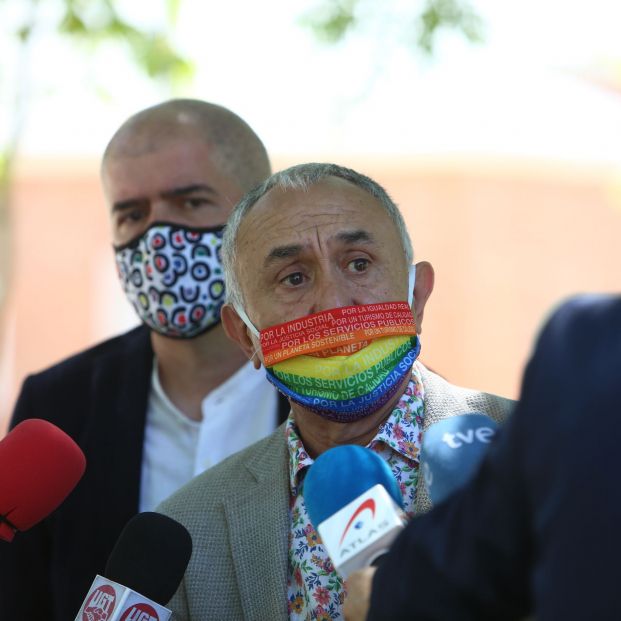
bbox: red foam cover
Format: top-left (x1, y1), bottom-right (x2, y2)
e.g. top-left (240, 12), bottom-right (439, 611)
top-left (0, 419), bottom-right (86, 542)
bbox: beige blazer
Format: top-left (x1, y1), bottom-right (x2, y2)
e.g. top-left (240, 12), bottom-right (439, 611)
top-left (157, 365), bottom-right (514, 621)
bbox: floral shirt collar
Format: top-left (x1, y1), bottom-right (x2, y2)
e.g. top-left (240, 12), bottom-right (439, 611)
top-left (285, 363), bottom-right (426, 620)
top-left (286, 361), bottom-right (426, 498)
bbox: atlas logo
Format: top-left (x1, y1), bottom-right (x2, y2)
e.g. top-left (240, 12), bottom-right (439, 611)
top-left (120, 603), bottom-right (159, 621)
top-left (338, 518), bottom-right (391, 558)
top-left (82, 584), bottom-right (116, 621)
top-left (339, 498), bottom-right (375, 546)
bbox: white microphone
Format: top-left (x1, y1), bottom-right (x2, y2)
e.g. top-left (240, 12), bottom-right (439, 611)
top-left (303, 445), bottom-right (405, 579)
top-left (76, 575), bottom-right (170, 621)
top-left (74, 512), bottom-right (192, 621)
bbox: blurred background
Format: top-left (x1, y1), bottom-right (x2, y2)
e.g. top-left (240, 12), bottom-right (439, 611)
top-left (1, 0), bottom-right (621, 432)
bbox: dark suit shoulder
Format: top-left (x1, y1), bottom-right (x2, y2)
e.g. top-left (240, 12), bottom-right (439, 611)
top-left (11, 325), bottom-right (152, 436)
top-left (535, 294), bottom-right (621, 371)
top-left (23, 325), bottom-right (150, 388)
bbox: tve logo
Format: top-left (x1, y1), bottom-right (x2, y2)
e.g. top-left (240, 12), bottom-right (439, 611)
top-left (441, 425), bottom-right (495, 448)
top-left (120, 603), bottom-right (159, 621)
top-left (82, 584), bottom-right (117, 621)
top-left (421, 413), bottom-right (500, 505)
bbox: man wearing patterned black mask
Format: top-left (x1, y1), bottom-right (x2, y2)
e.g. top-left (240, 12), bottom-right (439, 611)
top-left (0, 100), bottom-right (289, 621)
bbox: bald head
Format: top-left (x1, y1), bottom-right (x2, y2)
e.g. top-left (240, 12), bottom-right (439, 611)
top-left (103, 99), bottom-right (271, 193)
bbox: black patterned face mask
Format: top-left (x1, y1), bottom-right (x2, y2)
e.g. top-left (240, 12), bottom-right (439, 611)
top-left (114, 222), bottom-right (226, 339)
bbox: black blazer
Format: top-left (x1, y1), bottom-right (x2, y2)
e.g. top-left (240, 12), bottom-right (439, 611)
top-left (368, 295), bottom-right (621, 620)
top-left (0, 325), bottom-right (289, 621)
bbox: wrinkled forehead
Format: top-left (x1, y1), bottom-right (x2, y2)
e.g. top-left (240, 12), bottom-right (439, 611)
top-left (101, 135), bottom-right (232, 201)
top-left (234, 177), bottom-right (401, 280)
top-left (105, 114), bottom-right (207, 158)
top-left (239, 177), bottom-right (388, 239)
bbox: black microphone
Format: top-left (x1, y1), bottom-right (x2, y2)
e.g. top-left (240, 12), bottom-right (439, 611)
top-left (74, 512), bottom-right (192, 621)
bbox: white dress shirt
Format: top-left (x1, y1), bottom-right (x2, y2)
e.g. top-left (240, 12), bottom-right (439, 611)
top-left (139, 358), bottom-right (279, 512)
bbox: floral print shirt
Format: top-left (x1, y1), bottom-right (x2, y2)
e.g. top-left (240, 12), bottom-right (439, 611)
top-left (286, 363), bottom-right (426, 620)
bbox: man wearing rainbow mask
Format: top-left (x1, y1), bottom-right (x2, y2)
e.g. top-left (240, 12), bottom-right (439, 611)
top-left (157, 163), bottom-right (514, 620)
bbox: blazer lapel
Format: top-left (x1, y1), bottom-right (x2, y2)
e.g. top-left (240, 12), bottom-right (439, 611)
top-left (224, 430), bottom-right (290, 621)
top-left (414, 363), bottom-right (514, 515)
top-left (80, 326), bottom-right (153, 557)
top-left (415, 364), bottom-right (472, 516)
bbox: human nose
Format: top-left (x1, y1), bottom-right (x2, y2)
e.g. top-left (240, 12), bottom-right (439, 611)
top-left (147, 200), bottom-right (171, 226)
top-left (128, 200), bottom-right (173, 239)
top-left (309, 272), bottom-right (354, 314)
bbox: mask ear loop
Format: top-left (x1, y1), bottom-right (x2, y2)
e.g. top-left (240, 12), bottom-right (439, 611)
top-left (233, 304), bottom-right (260, 338)
top-left (233, 304), bottom-right (262, 363)
top-left (408, 264), bottom-right (416, 308)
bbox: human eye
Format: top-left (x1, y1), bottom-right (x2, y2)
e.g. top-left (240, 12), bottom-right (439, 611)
top-left (127, 208), bottom-right (145, 222)
top-left (116, 206), bottom-right (146, 227)
top-left (281, 271), bottom-right (306, 287)
top-left (183, 196), bottom-right (210, 210)
top-left (347, 258), bottom-right (370, 273)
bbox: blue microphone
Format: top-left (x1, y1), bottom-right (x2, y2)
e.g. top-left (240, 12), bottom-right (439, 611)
top-left (304, 445), bottom-right (404, 578)
top-left (420, 413), bottom-right (499, 505)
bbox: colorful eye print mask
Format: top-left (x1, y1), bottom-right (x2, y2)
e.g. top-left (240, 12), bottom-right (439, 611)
top-left (114, 222), bottom-right (225, 339)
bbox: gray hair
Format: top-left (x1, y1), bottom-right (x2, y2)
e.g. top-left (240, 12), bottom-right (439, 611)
top-left (102, 99), bottom-right (271, 194)
top-left (221, 162), bottom-right (414, 312)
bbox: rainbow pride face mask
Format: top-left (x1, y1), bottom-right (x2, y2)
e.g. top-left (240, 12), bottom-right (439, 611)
top-left (235, 267), bottom-right (420, 422)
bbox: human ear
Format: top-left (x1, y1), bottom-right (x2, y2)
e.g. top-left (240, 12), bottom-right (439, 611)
top-left (411, 261), bottom-right (435, 334)
top-left (221, 304), bottom-right (263, 369)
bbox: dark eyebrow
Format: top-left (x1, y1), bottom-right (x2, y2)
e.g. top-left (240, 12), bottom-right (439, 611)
top-left (111, 198), bottom-right (145, 214)
top-left (335, 229), bottom-right (375, 245)
top-left (111, 184), bottom-right (217, 214)
top-left (160, 184), bottom-right (217, 199)
top-left (263, 230), bottom-right (375, 268)
top-left (264, 244), bottom-right (304, 268)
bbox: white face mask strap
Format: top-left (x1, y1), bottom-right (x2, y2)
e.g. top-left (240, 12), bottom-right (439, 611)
top-left (408, 264), bottom-right (416, 307)
top-left (249, 346), bottom-right (262, 363)
top-left (233, 303), bottom-right (260, 338)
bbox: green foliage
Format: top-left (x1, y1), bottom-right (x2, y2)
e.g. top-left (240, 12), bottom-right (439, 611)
top-left (299, 0), bottom-right (358, 44)
top-left (166, 0), bottom-right (182, 25)
top-left (416, 0), bottom-right (483, 53)
top-left (127, 33), bottom-right (194, 83)
top-left (57, 0), bottom-right (193, 84)
top-left (302, 0), bottom-right (484, 55)
top-left (0, 0), bottom-right (194, 310)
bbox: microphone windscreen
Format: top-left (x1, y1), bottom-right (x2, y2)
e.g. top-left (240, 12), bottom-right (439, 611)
top-left (421, 412), bottom-right (498, 504)
top-left (105, 511), bottom-right (192, 605)
top-left (0, 418), bottom-right (86, 542)
top-left (304, 445), bottom-right (403, 528)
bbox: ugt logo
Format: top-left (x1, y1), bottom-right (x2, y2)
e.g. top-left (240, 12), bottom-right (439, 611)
top-left (120, 603), bottom-right (160, 621)
top-left (82, 584), bottom-right (116, 621)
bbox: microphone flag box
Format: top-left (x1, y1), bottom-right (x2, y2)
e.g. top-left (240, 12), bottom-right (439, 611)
top-left (317, 483), bottom-right (404, 579)
top-left (75, 575), bottom-right (171, 621)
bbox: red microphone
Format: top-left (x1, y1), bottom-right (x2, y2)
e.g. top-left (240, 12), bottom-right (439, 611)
top-left (0, 418), bottom-right (86, 542)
